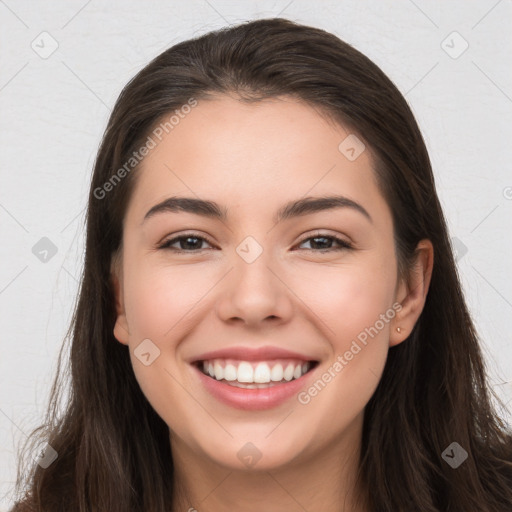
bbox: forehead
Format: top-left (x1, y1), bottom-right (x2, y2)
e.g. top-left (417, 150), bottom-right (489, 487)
top-left (125, 95), bottom-right (389, 226)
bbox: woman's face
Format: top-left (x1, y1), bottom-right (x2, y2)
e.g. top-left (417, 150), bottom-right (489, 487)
top-left (112, 95), bottom-right (420, 471)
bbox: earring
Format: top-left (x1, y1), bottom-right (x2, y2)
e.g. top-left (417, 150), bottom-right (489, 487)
top-left (396, 327), bottom-right (402, 333)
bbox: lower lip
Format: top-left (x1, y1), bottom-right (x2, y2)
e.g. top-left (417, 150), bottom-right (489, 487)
top-left (192, 364), bottom-right (316, 410)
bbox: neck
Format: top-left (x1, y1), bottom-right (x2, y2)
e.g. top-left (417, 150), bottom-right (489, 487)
top-left (170, 413), bottom-right (369, 512)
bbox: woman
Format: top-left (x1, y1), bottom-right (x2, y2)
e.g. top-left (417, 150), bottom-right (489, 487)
top-left (11, 17), bottom-right (512, 512)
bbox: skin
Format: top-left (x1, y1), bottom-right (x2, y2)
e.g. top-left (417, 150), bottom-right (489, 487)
top-left (111, 95), bottom-right (433, 512)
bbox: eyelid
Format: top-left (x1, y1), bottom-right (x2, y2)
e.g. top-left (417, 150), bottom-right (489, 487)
top-left (157, 230), bottom-right (353, 252)
top-left (294, 231), bottom-right (353, 250)
top-left (157, 231), bottom-right (217, 250)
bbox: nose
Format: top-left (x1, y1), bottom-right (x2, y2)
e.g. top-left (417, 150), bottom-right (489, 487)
top-left (215, 250), bottom-right (294, 328)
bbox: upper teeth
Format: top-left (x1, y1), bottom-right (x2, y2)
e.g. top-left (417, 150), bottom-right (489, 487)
top-left (201, 359), bottom-right (311, 383)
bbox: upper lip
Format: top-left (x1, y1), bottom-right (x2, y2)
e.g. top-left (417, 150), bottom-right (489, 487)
top-left (190, 346), bottom-right (318, 363)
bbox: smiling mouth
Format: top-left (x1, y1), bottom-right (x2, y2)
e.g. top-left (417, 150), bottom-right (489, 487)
top-left (193, 358), bottom-right (319, 389)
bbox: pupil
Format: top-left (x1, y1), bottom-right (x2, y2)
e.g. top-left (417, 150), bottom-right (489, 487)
top-left (179, 236), bottom-right (333, 250)
top-left (311, 237), bottom-right (330, 249)
top-left (183, 237), bottom-right (201, 250)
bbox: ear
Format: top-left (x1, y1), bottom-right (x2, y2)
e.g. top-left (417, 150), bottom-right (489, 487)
top-left (390, 239), bottom-right (434, 347)
top-left (111, 252), bottom-right (130, 346)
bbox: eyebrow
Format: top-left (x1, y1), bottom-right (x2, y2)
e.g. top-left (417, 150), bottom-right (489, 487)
top-left (142, 195), bottom-right (372, 225)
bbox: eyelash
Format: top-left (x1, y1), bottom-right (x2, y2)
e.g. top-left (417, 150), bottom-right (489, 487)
top-left (157, 232), bottom-right (353, 253)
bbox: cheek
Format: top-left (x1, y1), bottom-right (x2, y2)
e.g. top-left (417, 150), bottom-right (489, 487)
top-left (289, 256), bottom-right (396, 402)
top-left (287, 255), bottom-right (397, 348)
top-left (121, 261), bottom-right (209, 433)
top-left (122, 259), bottom-right (219, 341)
top-left (292, 268), bottom-right (394, 431)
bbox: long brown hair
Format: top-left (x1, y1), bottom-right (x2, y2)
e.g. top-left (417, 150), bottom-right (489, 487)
top-left (11, 17), bottom-right (512, 511)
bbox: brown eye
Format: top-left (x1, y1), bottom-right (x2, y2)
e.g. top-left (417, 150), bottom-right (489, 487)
top-left (158, 234), bottom-right (214, 252)
top-left (296, 234), bottom-right (353, 251)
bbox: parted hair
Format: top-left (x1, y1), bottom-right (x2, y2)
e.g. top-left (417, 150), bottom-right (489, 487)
top-left (11, 17), bottom-right (512, 511)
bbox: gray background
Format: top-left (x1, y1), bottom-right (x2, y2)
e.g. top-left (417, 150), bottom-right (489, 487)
top-left (1, 0), bottom-right (511, 507)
